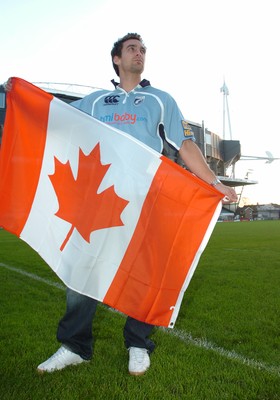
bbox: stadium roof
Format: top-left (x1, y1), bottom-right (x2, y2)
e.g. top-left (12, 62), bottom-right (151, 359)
top-left (218, 176), bottom-right (257, 187)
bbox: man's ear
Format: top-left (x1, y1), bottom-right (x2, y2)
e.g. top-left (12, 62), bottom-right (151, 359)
top-left (113, 55), bottom-right (121, 66)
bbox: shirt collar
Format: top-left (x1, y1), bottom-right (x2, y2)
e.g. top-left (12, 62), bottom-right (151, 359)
top-left (110, 79), bottom-right (151, 89)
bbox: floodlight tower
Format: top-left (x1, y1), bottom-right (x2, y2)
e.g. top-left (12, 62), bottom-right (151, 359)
top-left (220, 80), bottom-right (232, 140)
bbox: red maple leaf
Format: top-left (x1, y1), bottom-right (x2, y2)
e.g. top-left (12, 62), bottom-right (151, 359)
top-left (49, 143), bottom-right (129, 251)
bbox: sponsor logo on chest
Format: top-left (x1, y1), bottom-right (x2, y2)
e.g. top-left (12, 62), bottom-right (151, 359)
top-left (100, 112), bottom-right (137, 124)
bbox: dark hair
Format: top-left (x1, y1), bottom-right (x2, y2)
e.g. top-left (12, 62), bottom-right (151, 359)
top-left (111, 33), bottom-right (146, 76)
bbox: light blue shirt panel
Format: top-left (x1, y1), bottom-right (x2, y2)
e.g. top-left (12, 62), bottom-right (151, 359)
top-left (71, 86), bottom-right (194, 153)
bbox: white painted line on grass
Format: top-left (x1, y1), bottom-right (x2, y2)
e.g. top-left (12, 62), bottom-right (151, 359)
top-left (0, 263), bottom-right (65, 289)
top-left (159, 327), bottom-right (280, 377)
top-left (1, 262), bottom-right (279, 378)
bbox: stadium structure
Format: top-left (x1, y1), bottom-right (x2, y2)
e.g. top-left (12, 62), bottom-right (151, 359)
top-left (0, 81), bottom-right (258, 212)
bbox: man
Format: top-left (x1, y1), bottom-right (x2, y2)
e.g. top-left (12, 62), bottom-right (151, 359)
top-left (4, 33), bottom-right (237, 376)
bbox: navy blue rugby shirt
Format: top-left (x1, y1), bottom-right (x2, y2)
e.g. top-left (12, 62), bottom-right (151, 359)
top-left (71, 79), bottom-right (195, 154)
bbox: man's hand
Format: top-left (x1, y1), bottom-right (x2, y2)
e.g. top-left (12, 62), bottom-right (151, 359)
top-left (3, 78), bottom-right (13, 92)
top-left (215, 182), bottom-right (238, 203)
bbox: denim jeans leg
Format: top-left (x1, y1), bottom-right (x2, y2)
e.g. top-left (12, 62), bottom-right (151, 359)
top-left (57, 288), bottom-right (98, 360)
top-left (124, 316), bottom-right (155, 353)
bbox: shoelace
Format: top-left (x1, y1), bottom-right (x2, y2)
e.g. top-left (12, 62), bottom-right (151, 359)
top-left (48, 347), bottom-right (68, 361)
top-left (130, 348), bottom-right (147, 362)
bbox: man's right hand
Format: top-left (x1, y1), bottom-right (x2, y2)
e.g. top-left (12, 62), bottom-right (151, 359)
top-left (3, 78), bottom-right (12, 92)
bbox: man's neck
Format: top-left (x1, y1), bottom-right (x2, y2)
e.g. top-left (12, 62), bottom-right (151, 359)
top-left (118, 74), bottom-right (142, 92)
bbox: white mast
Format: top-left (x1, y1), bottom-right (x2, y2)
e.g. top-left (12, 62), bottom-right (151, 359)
top-left (220, 80), bottom-right (232, 140)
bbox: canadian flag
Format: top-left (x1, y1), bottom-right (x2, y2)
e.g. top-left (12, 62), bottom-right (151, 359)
top-left (0, 78), bottom-right (223, 327)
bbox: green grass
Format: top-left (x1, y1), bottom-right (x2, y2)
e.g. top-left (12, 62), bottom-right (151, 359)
top-left (0, 221), bottom-right (280, 399)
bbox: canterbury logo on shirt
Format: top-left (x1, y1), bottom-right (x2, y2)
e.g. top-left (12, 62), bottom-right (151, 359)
top-left (104, 95), bottom-right (120, 105)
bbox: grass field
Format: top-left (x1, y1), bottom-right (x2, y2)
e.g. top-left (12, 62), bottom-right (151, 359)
top-left (0, 220), bottom-right (279, 399)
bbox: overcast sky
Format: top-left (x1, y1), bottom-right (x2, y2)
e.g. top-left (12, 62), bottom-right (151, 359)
top-left (1, 0), bottom-right (279, 204)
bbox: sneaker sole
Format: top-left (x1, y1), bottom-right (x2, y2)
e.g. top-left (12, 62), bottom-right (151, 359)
top-left (37, 360), bottom-right (89, 374)
top-left (129, 368), bottom-right (149, 376)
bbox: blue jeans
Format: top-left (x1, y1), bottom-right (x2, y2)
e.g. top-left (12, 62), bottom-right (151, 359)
top-left (57, 288), bottom-right (155, 360)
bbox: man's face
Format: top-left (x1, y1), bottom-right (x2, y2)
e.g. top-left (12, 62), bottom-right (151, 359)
top-left (114, 39), bottom-right (146, 75)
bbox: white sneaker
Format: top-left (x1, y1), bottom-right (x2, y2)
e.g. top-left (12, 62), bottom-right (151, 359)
top-left (37, 346), bottom-right (86, 373)
top-left (128, 347), bottom-right (150, 376)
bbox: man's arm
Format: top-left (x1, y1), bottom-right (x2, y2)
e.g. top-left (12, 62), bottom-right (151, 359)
top-left (179, 139), bottom-right (238, 203)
